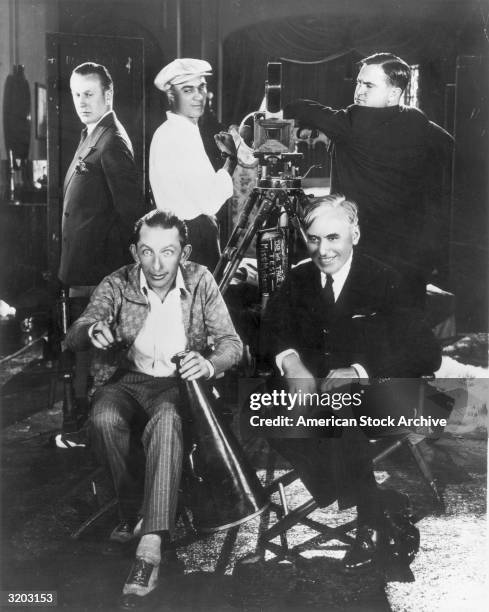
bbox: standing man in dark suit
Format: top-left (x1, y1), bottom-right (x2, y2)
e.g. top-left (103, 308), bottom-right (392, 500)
top-left (262, 194), bottom-right (441, 569)
top-left (285, 53), bottom-right (453, 305)
top-left (58, 62), bottom-right (143, 428)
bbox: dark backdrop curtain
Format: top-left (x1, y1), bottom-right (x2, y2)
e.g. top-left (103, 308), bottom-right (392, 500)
top-left (222, 11), bottom-right (472, 126)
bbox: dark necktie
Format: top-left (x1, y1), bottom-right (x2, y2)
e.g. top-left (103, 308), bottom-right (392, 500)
top-left (322, 273), bottom-right (335, 307)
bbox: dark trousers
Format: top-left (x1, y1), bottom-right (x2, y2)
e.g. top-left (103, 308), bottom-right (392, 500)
top-left (68, 293), bottom-right (92, 402)
top-left (90, 371), bottom-right (183, 536)
top-left (186, 214), bottom-right (220, 272)
top-left (60, 290), bottom-right (93, 431)
top-left (270, 396), bottom-right (383, 528)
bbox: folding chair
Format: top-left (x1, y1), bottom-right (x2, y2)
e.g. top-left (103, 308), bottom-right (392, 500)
top-left (259, 379), bottom-right (453, 560)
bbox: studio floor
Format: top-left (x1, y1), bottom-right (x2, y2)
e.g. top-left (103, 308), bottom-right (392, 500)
top-left (0, 339), bottom-right (487, 611)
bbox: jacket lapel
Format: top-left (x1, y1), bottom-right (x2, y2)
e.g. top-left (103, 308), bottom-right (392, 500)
top-left (334, 253), bottom-right (370, 315)
top-left (63, 130), bottom-right (87, 193)
top-left (63, 112), bottom-right (115, 195)
top-left (179, 263), bottom-right (196, 348)
top-left (122, 264), bottom-right (148, 305)
top-left (297, 262), bottom-right (326, 323)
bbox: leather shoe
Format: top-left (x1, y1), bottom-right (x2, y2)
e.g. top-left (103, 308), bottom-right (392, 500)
top-left (343, 525), bottom-right (384, 570)
top-left (118, 550), bottom-right (184, 608)
top-left (110, 518), bottom-right (140, 543)
top-left (120, 557), bottom-right (159, 609)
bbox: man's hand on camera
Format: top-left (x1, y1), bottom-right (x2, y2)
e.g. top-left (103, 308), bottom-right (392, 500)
top-left (89, 321), bottom-right (115, 350)
top-left (297, 127), bottom-right (313, 140)
top-left (178, 350), bottom-right (211, 380)
top-left (214, 131), bottom-right (237, 159)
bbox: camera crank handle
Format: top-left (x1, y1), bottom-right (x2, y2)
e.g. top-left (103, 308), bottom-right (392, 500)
top-left (302, 164), bottom-right (323, 179)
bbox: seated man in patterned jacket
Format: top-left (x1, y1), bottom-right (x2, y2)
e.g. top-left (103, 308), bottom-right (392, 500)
top-left (65, 209), bottom-right (242, 607)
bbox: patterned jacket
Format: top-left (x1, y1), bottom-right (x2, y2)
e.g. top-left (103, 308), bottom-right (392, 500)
top-left (65, 261), bottom-right (243, 388)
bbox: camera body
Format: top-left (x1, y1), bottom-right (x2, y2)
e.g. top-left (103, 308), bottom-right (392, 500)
top-left (253, 116), bottom-right (295, 155)
top-left (252, 62), bottom-right (302, 185)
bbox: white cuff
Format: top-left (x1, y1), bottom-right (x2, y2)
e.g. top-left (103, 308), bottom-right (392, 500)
top-left (88, 323), bottom-right (98, 340)
top-left (351, 363), bottom-right (369, 384)
top-left (275, 349), bottom-right (300, 376)
top-left (205, 359), bottom-right (215, 379)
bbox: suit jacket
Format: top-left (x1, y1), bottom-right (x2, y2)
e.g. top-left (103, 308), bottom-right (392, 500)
top-left (59, 111), bottom-right (143, 286)
top-left (261, 252), bottom-right (441, 509)
top-left (284, 100), bottom-right (453, 281)
top-left (263, 252), bottom-right (441, 379)
top-left (65, 261), bottom-right (243, 389)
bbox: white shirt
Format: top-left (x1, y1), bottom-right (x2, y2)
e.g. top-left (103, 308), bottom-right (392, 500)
top-left (126, 269), bottom-right (187, 377)
top-left (276, 253), bottom-right (368, 380)
top-left (149, 111), bottom-right (233, 220)
top-left (89, 268), bottom-right (215, 378)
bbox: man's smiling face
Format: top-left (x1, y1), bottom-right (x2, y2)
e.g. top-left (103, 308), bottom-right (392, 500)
top-left (306, 208), bottom-right (360, 275)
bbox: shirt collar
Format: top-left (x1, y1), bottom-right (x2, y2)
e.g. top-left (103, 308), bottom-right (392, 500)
top-left (86, 109), bottom-right (113, 135)
top-left (139, 267), bottom-right (186, 298)
top-left (320, 251), bottom-right (353, 295)
top-left (166, 110), bottom-right (200, 131)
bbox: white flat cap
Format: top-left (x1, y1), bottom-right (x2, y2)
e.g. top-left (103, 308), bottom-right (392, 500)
top-left (154, 58), bottom-right (212, 92)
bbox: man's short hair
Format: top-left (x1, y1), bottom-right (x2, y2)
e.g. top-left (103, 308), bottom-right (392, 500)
top-left (72, 62), bottom-right (113, 93)
top-left (303, 194), bottom-right (359, 230)
top-left (132, 209), bottom-right (189, 247)
top-left (360, 53), bottom-right (411, 92)
top-left (166, 84), bottom-right (178, 110)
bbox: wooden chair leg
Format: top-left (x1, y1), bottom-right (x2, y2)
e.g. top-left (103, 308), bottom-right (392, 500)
top-left (47, 362), bottom-right (59, 411)
top-left (71, 497), bottom-right (118, 540)
top-left (407, 437), bottom-right (443, 505)
top-left (277, 482), bottom-right (289, 552)
top-left (372, 439), bottom-right (405, 465)
top-left (372, 435), bottom-right (443, 506)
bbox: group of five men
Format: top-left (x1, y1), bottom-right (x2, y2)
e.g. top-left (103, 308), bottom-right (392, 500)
top-left (59, 53), bottom-right (448, 607)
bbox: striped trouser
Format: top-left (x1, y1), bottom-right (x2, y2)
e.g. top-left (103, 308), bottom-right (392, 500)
top-left (90, 370), bottom-right (183, 536)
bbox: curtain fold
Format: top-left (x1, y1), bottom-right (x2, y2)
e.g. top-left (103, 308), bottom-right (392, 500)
top-left (222, 11), bottom-right (466, 126)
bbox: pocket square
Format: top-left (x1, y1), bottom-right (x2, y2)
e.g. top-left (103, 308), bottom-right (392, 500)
top-left (352, 311), bottom-right (377, 319)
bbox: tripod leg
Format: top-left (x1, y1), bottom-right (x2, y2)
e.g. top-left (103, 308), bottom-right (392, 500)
top-left (283, 192), bottom-right (308, 247)
top-left (70, 498), bottom-right (118, 540)
top-left (218, 195), bottom-right (276, 295)
top-left (213, 189), bottom-right (260, 282)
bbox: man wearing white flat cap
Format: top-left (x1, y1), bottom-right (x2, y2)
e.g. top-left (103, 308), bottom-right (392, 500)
top-left (150, 58), bottom-right (237, 271)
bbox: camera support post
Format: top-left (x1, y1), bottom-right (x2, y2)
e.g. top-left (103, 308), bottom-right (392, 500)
top-left (213, 181), bottom-right (308, 297)
top-left (213, 63), bottom-right (311, 304)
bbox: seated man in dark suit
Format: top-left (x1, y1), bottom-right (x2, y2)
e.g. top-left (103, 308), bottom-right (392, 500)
top-left (261, 194), bottom-right (441, 569)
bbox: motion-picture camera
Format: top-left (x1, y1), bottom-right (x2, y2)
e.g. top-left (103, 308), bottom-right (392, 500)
top-left (252, 62), bottom-right (303, 186)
